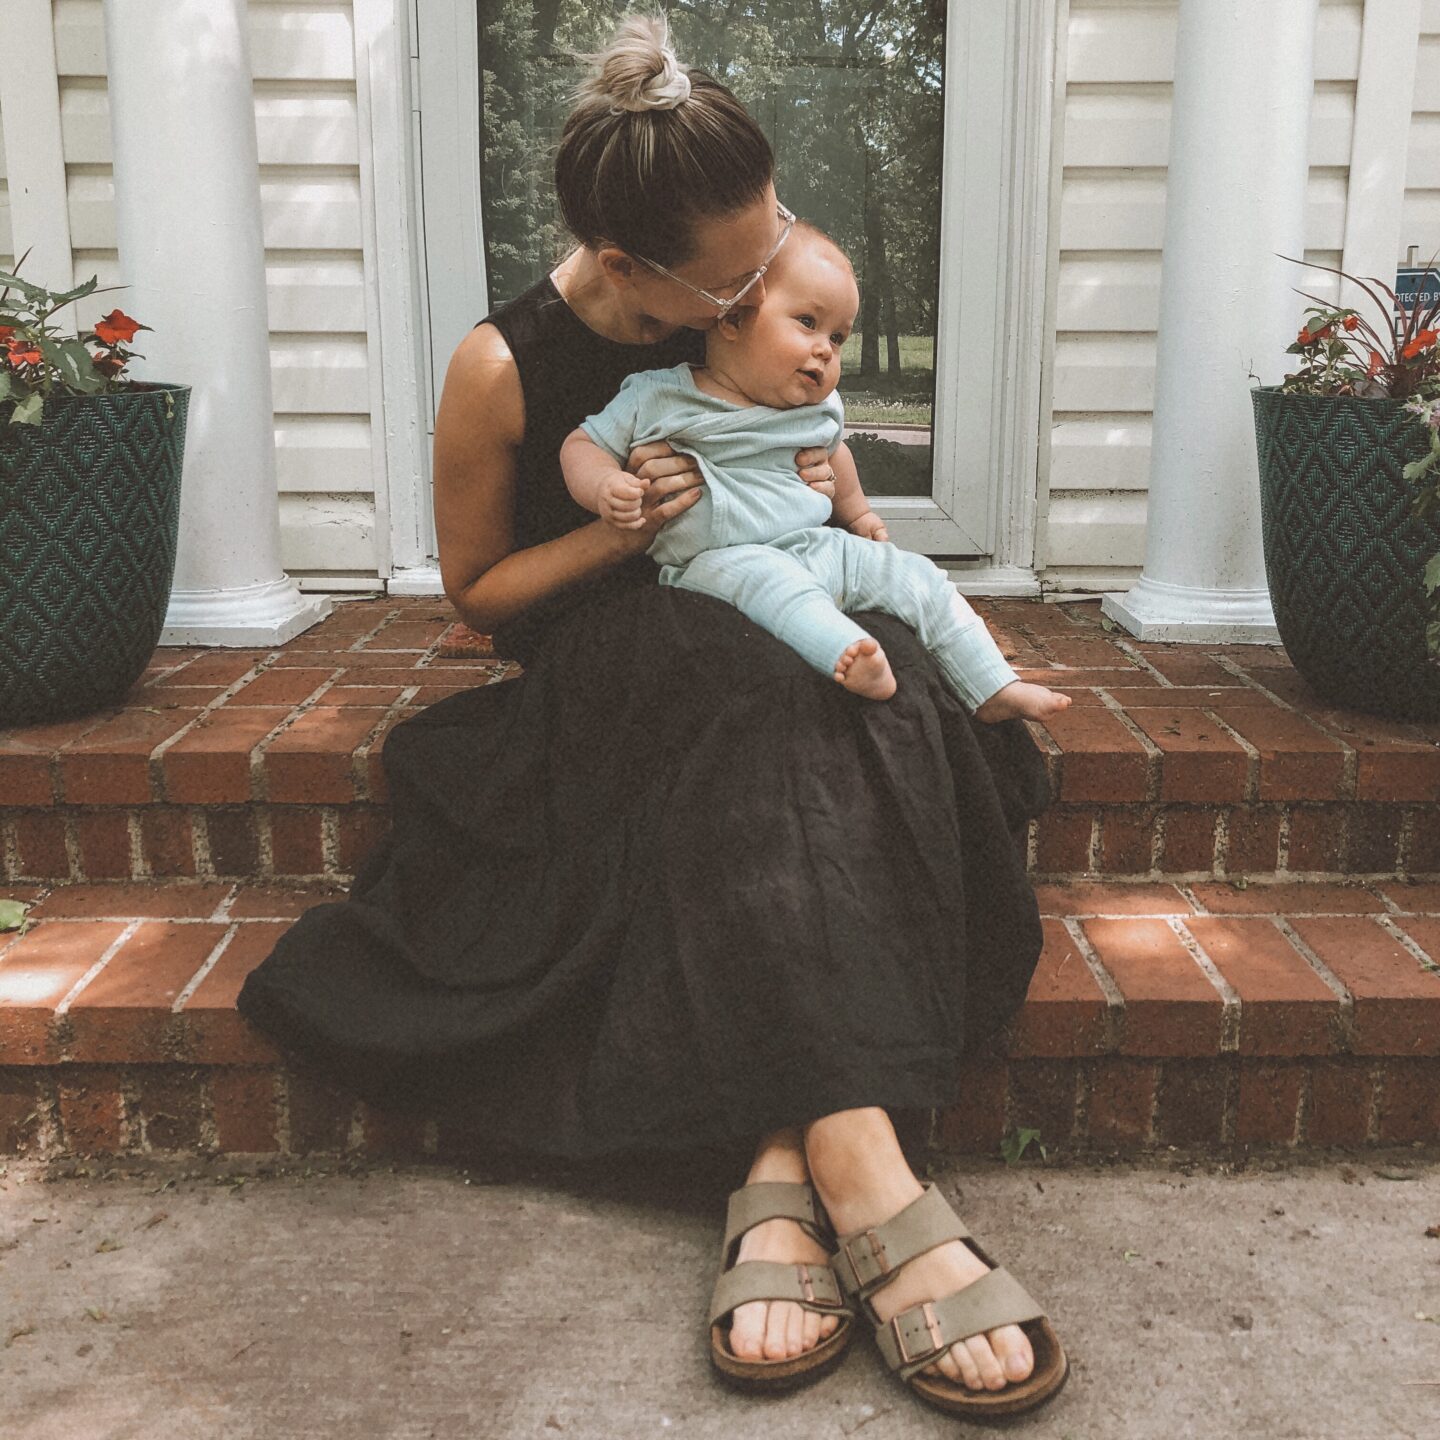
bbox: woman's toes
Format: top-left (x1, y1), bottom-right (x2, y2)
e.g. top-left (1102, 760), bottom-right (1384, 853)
top-left (992, 1324), bottom-right (1035, 1382)
top-left (963, 1334), bottom-right (1009, 1390)
top-left (940, 1343), bottom-right (976, 1388)
top-left (801, 1308), bottom-right (822, 1353)
top-left (729, 1299), bottom-right (767, 1359)
top-left (819, 1312), bottom-right (840, 1341)
top-left (763, 1301), bottom-right (793, 1360)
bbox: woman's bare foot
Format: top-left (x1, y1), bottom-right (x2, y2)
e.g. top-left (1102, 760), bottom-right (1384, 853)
top-left (834, 638), bottom-right (896, 700)
top-left (728, 1128), bottom-right (844, 1362)
top-left (805, 1108), bottom-right (1035, 1392)
top-left (974, 680), bottom-right (1071, 724)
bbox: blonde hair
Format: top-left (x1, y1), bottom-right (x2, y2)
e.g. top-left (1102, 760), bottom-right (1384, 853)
top-left (555, 13), bottom-right (773, 267)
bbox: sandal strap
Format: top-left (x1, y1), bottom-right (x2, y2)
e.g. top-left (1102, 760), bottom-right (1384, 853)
top-left (874, 1268), bottom-right (1046, 1380)
top-left (722, 1181), bottom-right (831, 1253)
top-left (832, 1184), bottom-right (971, 1300)
top-left (708, 1259), bottom-right (852, 1327)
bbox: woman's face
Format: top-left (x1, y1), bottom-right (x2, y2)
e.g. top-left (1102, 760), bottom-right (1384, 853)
top-left (620, 183), bottom-right (784, 330)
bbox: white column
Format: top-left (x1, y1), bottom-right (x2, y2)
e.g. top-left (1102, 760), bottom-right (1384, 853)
top-left (1102, 0), bottom-right (1319, 643)
top-left (104, 0), bottom-right (329, 646)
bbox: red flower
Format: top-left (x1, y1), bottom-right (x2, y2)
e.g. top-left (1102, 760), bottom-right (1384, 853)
top-left (1342, 315), bottom-right (1359, 332)
top-left (5, 337), bottom-right (41, 367)
top-left (1403, 329), bottom-right (1438, 360)
top-left (91, 350), bottom-right (126, 377)
top-left (1297, 327), bottom-right (1314, 345)
top-left (1315, 325), bottom-right (1334, 340)
top-left (1367, 350), bottom-right (1384, 376)
top-left (93, 308), bottom-right (141, 346)
top-left (0, 324), bottom-right (14, 343)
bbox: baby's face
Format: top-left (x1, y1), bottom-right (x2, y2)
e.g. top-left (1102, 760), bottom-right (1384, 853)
top-left (716, 235), bottom-right (859, 408)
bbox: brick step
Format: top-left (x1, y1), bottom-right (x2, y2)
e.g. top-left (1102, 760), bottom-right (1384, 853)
top-left (2, 878), bottom-right (1437, 1159)
top-left (2, 597), bottom-right (1437, 885)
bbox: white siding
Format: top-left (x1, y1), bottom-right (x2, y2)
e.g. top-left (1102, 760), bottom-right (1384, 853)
top-left (46, 0), bottom-right (378, 584)
top-left (1043, 0), bottom-right (1365, 587)
top-left (1404, 7), bottom-right (1440, 268)
top-left (0, 99), bottom-right (9, 270)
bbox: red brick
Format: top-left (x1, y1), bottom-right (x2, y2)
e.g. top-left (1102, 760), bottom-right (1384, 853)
top-left (1189, 882), bottom-right (1384, 915)
top-left (262, 707), bottom-right (389, 804)
top-left (0, 1069), bottom-right (43, 1152)
top-left (132, 1065), bottom-right (205, 1150)
top-left (1378, 883), bottom-right (1440, 913)
top-left (1153, 1058), bottom-right (1232, 1145)
top-left (0, 921), bottom-right (76, 1040)
top-left (140, 808), bottom-right (197, 878)
top-left (1223, 807), bottom-right (1282, 874)
top-left (335, 807), bottom-right (390, 877)
top-left (935, 1051), bottom-right (1007, 1153)
top-left (56, 1065), bottom-right (126, 1153)
top-left (1126, 708), bottom-right (1249, 803)
top-left (268, 809), bottom-right (325, 878)
top-left (1032, 882), bottom-right (1194, 917)
top-left (1345, 806), bottom-right (1406, 873)
top-left (1353, 743), bottom-right (1440, 803)
top-left (228, 668), bottom-right (334, 707)
top-left (1396, 916), bottom-right (1440, 966)
top-left (1006, 1059), bottom-right (1079, 1147)
top-left (73, 811), bottom-right (134, 880)
top-left (1095, 807), bottom-right (1154, 874)
top-left (1408, 810), bottom-right (1440, 872)
top-left (1046, 708), bottom-right (1151, 803)
top-left (228, 886), bottom-right (346, 920)
top-left (276, 649), bottom-right (413, 671)
top-left (1005, 920), bottom-right (1110, 1057)
top-left (1235, 1060), bottom-right (1302, 1144)
top-left (1085, 1058), bottom-right (1156, 1146)
top-left (436, 623), bottom-right (497, 659)
top-left (325, 686), bottom-right (406, 708)
top-left (365, 710), bottom-right (419, 805)
top-left (1083, 917), bottom-right (1224, 1056)
top-left (1019, 667), bottom-right (1156, 690)
top-left (182, 922), bottom-right (290, 1065)
top-left (204, 807), bottom-right (261, 877)
top-left (1208, 705), bottom-right (1349, 802)
top-left (1284, 807), bottom-right (1347, 872)
top-left (12, 810), bottom-right (71, 880)
top-left (1033, 808), bottom-right (1094, 873)
top-left (410, 686), bottom-right (483, 707)
top-left (358, 1101), bottom-right (432, 1159)
top-left (1157, 808), bottom-right (1216, 872)
top-left (1307, 1059), bottom-right (1373, 1144)
top-left (1376, 1059), bottom-right (1440, 1142)
top-left (1184, 917), bottom-right (1339, 1055)
top-left (31, 883), bottom-right (230, 919)
top-left (1106, 687), bottom-right (1255, 709)
top-left (209, 1067), bottom-right (281, 1153)
top-left (152, 652), bottom-right (269, 688)
top-left (1033, 637), bottom-right (1131, 668)
top-left (287, 1066), bottom-right (356, 1152)
top-left (65, 921), bottom-right (229, 1063)
top-left (1288, 916), bottom-right (1440, 1055)
top-left (362, 621), bottom-right (447, 651)
top-left (0, 712), bottom-right (111, 806)
top-left (1128, 650), bottom-right (1237, 687)
top-left (161, 708), bottom-right (291, 803)
top-left (56, 706), bottom-right (200, 804)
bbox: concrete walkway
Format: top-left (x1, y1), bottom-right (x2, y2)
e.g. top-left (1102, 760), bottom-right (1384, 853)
top-left (4, 1146), bottom-right (1438, 1439)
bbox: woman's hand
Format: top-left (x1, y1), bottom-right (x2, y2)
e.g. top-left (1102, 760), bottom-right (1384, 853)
top-left (795, 445), bottom-right (836, 499)
top-left (847, 510), bottom-right (891, 544)
top-left (609, 440), bottom-right (705, 550)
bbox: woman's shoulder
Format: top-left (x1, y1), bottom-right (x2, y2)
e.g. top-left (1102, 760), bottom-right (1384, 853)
top-left (437, 322), bottom-right (523, 447)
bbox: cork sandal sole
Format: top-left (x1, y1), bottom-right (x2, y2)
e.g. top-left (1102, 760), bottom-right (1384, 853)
top-left (906, 1315), bottom-right (1068, 1419)
top-left (709, 1313), bottom-right (855, 1392)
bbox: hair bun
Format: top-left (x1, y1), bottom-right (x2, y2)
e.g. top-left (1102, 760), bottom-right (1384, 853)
top-left (609, 45), bottom-right (692, 113)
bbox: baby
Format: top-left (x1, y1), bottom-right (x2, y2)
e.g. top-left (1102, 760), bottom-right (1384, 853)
top-left (561, 223), bottom-right (1071, 722)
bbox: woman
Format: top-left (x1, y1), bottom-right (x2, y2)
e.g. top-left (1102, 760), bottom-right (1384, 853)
top-left (237, 14), bottom-right (1066, 1420)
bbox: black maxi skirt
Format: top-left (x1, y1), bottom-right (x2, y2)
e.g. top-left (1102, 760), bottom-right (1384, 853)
top-left (236, 580), bottom-right (1053, 1159)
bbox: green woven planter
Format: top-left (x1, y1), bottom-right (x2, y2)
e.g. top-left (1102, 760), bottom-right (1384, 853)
top-left (0, 382), bottom-right (190, 727)
top-left (1251, 386), bottom-right (1440, 722)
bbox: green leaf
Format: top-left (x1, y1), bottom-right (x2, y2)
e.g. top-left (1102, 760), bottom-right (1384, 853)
top-left (56, 338), bottom-right (103, 394)
top-left (1424, 554), bottom-right (1440, 596)
top-left (0, 900), bottom-right (27, 932)
top-left (46, 276), bottom-right (100, 307)
top-left (1000, 1126), bottom-right (1045, 1165)
top-left (0, 271), bottom-right (50, 303)
top-left (9, 392), bottom-right (42, 426)
top-left (0, 371), bottom-right (10, 402)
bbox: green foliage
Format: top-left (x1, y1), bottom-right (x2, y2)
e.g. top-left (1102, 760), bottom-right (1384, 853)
top-left (999, 1126), bottom-right (1046, 1165)
top-left (0, 900), bottom-right (30, 934)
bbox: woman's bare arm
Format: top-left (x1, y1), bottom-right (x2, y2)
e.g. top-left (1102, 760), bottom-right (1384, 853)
top-left (433, 325), bottom-right (702, 633)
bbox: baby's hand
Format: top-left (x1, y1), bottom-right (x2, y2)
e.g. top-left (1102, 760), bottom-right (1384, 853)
top-left (598, 470), bottom-right (649, 530)
top-left (848, 510), bottom-right (890, 544)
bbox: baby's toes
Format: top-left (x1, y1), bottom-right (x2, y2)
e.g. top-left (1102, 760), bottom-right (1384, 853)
top-left (990, 1323), bottom-right (1034, 1382)
top-left (963, 1333), bottom-right (1009, 1390)
top-left (728, 1299), bottom-right (768, 1359)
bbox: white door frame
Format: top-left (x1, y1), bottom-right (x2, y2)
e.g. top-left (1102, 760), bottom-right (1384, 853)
top-left (356, 0), bottom-right (1058, 595)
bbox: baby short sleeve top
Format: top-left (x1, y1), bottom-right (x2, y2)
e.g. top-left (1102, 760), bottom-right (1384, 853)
top-left (580, 363), bottom-right (844, 569)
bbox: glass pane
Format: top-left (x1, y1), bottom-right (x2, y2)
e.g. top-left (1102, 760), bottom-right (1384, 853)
top-left (477, 0), bottom-right (945, 495)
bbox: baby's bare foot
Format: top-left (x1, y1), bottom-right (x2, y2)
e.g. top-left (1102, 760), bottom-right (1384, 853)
top-left (834, 638), bottom-right (896, 700)
top-left (974, 680), bottom-right (1071, 724)
top-left (728, 1218), bottom-right (843, 1361)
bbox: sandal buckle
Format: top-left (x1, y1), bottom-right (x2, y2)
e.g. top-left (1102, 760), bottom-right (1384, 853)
top-left (840, 1227), bottom-right (890, 1290)
top-left (891, 1302), bottom-right (944, 1367)
top-left (796, 1264), bottom-right (816, 1305)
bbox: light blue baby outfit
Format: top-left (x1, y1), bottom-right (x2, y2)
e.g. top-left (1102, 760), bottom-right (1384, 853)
top-left (580, 363), bottom-right (1019, 710)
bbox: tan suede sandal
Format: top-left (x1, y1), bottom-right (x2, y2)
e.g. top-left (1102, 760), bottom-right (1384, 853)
top-left (832, 1183), bottom-right (1069, 1419)
top-left (708, 1180), bottom-right (857, 1391)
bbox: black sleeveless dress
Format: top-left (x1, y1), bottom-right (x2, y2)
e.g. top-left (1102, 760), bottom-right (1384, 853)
top-left (236, 275), bottom-right (1053, 1159)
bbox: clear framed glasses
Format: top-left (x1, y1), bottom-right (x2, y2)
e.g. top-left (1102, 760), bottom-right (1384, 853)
top-left (630, 202), bottom-right (796, 314)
